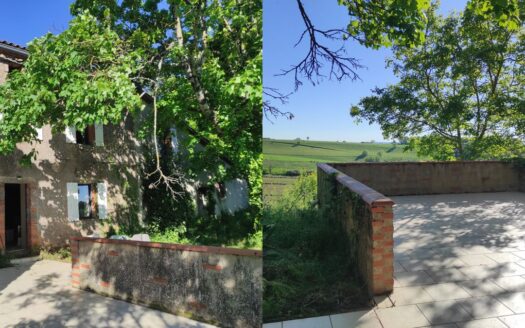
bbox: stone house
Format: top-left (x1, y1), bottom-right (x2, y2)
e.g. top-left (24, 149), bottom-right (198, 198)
top-left (0, 40), bottom-right (143, 254)
top-left (0, 40), bottom-right (249, 254)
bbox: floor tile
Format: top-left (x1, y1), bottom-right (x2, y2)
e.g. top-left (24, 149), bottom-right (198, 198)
top-left (263, 323), bottom-right (282, 328)
top-left (374, 295), bottom-right (393, 308)
top-left (389, 286), bottom-right (434, 306)
top-left (457, 279), bottom-right (506, 297)
top-left (498, 313), bottom-right (525, 327)
top-left (457, 296), bottom-right (513, 319)
top-left (459, 266), bottom-right (495, 280)
top-left (423, 283), bottom-right (472, 301)
top-left (375, 305), bottom-right (430, 328)
top-left (394, 271), bottom-right (435, 287)
top-left (486, 253), bottom-right (521, 264)
top-left (330, 310), bottom-right (382, 328)
top-left (426, 268), bottom-right (470, 283)
top-left (282, 316), bottom-right (331, 328)
top-left (496, 291), bottom-right (525, 313)
top-left (458, 255), bottom-right (497, 266)
top-left (394, 261), bottom-right (406, 273)
top-left (417, 300), bottom-right (472, 324)
top-left (492, 276), bottom-right (525, 292)
top-left (512, 251), bottom-right (525, 260)
top-left (455, 318), bottom-right (507, 327)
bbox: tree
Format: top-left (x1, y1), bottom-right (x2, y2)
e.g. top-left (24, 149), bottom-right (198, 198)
top-left (351, 3), bottom-right (525, 160)
top-left (0, 1), bottom-right (262, 229)
top-left (265, 0), bottom-right (524, 119)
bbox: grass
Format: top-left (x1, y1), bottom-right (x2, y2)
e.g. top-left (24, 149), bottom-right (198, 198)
top-left (39, 247), bottom-right (72, 263)
top-left (263, 174), bottom-right (370, 322)
top-left (263, 175), bottom-right (298, 204)
top-left (263, 138), bottom-right (425, 175)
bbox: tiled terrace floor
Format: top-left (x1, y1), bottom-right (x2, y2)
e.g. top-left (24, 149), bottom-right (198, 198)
top-left (265, 192), bottom-right (525, 328)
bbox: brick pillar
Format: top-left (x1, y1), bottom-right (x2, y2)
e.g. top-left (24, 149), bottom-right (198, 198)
top-left (26, 184), bottom-right (40, 250)
top-left (70, 238), bottom-right (80, 289)
top-left (0, 183), bottom-right (5, 253)
top-left (369, 200), bottom-right (394, 295)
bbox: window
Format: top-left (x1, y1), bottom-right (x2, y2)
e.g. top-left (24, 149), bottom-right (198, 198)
top-left (66, 182), bottom-right (107, 221)
top-left (65, 124), bottom-right (104, 146)
top-left (78, 184), bottom-right (92, 219)
top-left (76, 125), bottom-right (96, 145)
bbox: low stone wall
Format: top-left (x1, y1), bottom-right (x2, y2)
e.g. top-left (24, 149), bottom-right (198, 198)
top-left (70, 237), bottom-right (262, 328)
top-left (332, 161), bottom-right (520, 196)
top-left (318, 164), bottom-right (394, 296)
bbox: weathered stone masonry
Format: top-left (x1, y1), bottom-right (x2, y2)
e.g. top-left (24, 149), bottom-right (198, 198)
top-left (70, 237), bottom-right (263, 328)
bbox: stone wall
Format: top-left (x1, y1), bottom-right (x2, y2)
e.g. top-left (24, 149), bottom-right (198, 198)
top-left (70, 237), bottom-right (262, 328)
top-left (332, 161), bottom-right (520, 196)
top-left (318, 164), bottom-right (394, 296)
top-left (0, 121), bottom-right (143, 249)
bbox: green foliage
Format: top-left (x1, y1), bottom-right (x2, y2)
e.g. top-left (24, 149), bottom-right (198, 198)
top-left (39, 247), bottom-right (72, 263)
top-left (263, 174), bottom-right (368, 321)
top-left (351, 4), bottom-right (525, 160)
top-left (0, 254), bottom-right (12, 268)
top-left (466, 0), bottom-right (524, 31)
top-left (0, 12), bottom-right (141, 154)
top-left (339, 0), bottom-right (431, 48)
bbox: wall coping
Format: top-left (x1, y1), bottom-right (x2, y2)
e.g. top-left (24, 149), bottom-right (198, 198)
top-left (318, 163), bottom-right (394, 206)
top-left (70, 237), bottom-right (262, 257)
top-left (331, 160), bottom-right (514, 166)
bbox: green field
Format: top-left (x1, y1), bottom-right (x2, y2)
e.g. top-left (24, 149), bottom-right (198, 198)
top-left (263, 138), bottom-right (425, 175)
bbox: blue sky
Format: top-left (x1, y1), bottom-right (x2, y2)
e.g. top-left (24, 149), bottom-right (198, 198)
top-left (0, 1), bottom-right (73, 46)
top-left (263, 0), bottom-right (467, 142)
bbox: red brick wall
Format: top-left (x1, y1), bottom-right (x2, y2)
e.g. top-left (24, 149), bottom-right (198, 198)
top-left (318, 164), bottom-right (394, 296)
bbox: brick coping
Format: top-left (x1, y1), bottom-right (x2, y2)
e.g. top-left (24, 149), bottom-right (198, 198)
top-left (317, 163), bottom-right (394, 206)
top-left (331, 160), bottom-right (514, 166)
top-left (70, 237), bottom-right (262, 257)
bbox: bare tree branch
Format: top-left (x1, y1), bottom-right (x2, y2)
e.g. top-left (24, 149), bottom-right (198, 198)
top-left (263, 87), bottom-right (294, 122)
top-left (278, 0), bottom-right (364, 90)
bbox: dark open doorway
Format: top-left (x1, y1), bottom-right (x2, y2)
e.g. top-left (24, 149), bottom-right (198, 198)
top-left (5, 183), bottom-right (26, 250)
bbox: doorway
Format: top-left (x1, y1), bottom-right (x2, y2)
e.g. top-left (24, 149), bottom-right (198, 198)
top-left (4, 184), bottom-right (26, 250)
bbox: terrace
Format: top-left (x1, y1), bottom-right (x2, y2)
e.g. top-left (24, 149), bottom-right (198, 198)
top-left (270, 161), bottom-right (525, 327)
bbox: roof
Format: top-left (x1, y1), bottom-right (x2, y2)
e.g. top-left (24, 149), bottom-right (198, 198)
top-left (0, 40), bottom-right (28, 68)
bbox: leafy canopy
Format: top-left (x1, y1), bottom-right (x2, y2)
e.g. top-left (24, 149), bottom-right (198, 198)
top-left (0, 1), bottom-right (262, 229)
top-left (351, 3), bottom-right (525, 160)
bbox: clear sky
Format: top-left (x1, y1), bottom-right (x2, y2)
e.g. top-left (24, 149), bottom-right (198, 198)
top-left (263, 0), bottom-right (467, 142)
top-left (0, 1), bottom-right (73, 46)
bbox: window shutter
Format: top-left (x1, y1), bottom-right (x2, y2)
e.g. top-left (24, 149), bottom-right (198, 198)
top-left (97, 182), bottom-right (108, 219)
top-left (65, 126), bottom-right (76, 143)
top-left (36, 127), bottom-right (43, 141)
top-left (171, 127), bottom-right (179, 153)
top-left (95, 124), bottom-right (104, 146)
top-left (67, 183), bottom-right (79, 221)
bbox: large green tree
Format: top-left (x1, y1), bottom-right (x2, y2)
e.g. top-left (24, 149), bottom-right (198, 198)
top-left (351, 3), bottom-right (525, 160)
top-left (0, 1), bottom-right (262, 229)
top-left (266, 0), bottom-right (524, 119)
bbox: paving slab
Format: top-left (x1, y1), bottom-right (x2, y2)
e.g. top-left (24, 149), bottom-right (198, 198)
top-left (389, 286), bottom-right (434, 306)
top-left (456, 296), bottom-right (513, 319)
top-left (455, 318), bottom-right (507, 327)
top-left (330, 310), bottom-right (382, 328)
top-left (282, 315), bottom-right (331, 328)
top-left (417, 300), bottom-right (472, 325)
top-left (496, 291), bottom-right (525, 313)
top-left (0, 260), bottom-right (216, 328)
top-left (375, 305), bottom-right (430, 328)
top-left (498, 313), bottom-right (525, 327)
top-left (423, 283), bottom-right (471, 301)
top-left (394, 271), bottom-right (435, 287)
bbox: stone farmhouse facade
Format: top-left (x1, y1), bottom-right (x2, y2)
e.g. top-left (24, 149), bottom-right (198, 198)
top-left (0, 40), bottom-right (249, 254)
top-left (0, 40), bottom-right (143, 254)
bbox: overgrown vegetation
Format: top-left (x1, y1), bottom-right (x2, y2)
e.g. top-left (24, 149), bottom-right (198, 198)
top-left (263, 174), bottom-right (369, 322)
top-left (39, 247), bottom-right (72, 263)
top-left (0, 253), bottom-right (12, 268)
